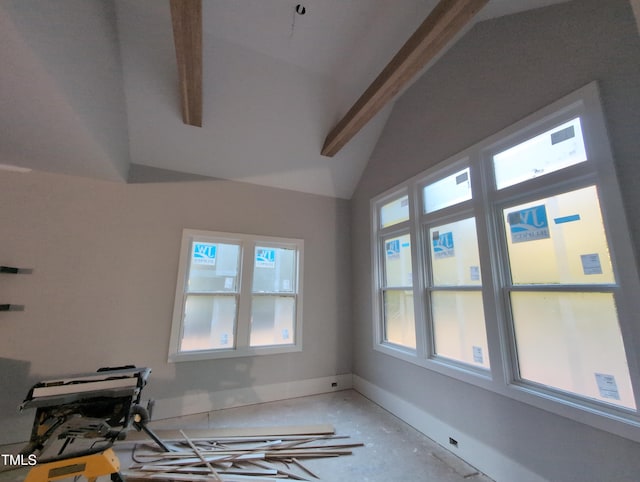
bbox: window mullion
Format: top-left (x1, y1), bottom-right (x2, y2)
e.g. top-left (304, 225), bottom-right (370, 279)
top-left (236, 240), bottom-right (253, 349)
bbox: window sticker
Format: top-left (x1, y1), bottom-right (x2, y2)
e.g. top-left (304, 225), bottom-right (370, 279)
top-left (554, 214), bottom-right (581, 225)
top-left (550, 125), bottom-right (576, 145)
top-left (470, 266), bottom-right (480, 281)
top-left (507, 204), bottom-right (550, 243)
top-left (595, 373), bottom-right (620, 400)
top-left (473, 346), bottom-right (483, 364)
top-left (581, 253), bottom-right (603, 275)
top-left (192, 242), bottom-right (217, 265)
top-left (386, 239), bottom-right (400, 259)
top-left (256, 248), bottom-right (276, 268)
top-left (432, 231), bottom-right (455, 259)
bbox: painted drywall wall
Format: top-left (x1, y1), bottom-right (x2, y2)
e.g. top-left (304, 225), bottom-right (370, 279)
top-left (0, 169), bottom-right (351, 444)
top-left (351, 0), bottom-right (640, 480)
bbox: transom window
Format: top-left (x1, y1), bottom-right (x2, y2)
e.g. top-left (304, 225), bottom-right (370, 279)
top-left (169, 229), bottom-right (303, 361)
top-left (370, 82), bottom-right (640, 438)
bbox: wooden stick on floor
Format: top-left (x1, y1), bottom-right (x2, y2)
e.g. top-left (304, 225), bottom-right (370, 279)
top-left (179, 430), bottom-right (223, 482)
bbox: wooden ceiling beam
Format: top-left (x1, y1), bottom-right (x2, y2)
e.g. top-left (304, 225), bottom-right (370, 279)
top-left (170, 0), bottom-right (203, 127)
top-left (321, 0), bottom-right (488, 157)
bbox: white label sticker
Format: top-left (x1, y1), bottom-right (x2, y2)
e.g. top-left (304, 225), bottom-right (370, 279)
top-left (470, 266), bottom-right (480, 281)
top-left (595, 373), bottom-right (620, 400)
top-left (224, 277), bottom-right (233, 289)
top-left (472, 346), bottom-right (483, 364)
top-left (581, 253), bottom-right (603, 275)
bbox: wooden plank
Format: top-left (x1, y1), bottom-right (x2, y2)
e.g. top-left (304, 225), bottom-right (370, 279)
top-left (124, 472), bottom-right (280, 482)
top-left (321, 0), bottom-right (488, 157)
top-left (180, 430), bottom-right (223, 481)
top-left (125, 424), bottom-right (335, 442)
top-left (169, 0), bottom-right (203, 127)
top-left (292, 458), bottom-right (320, 480)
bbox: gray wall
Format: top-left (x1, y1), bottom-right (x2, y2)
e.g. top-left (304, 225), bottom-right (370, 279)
top-left (0, 170), bottom-right (351, 442)
top-left (351, 0), bottom-right (640, 480)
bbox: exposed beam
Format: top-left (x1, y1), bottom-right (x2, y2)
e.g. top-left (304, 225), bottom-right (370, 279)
top-left (321, 0), bottom-right (488, 157)
top-left (170, 0), bottom-right (202, 127)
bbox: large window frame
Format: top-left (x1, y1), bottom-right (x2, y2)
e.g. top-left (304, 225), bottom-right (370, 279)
top-left (169, 229), bottom-right (303, 362)
top-left (370, 82), bottom-right (640, 441)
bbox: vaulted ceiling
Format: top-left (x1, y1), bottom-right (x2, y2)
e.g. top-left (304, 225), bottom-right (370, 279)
top-left (0, 0), bottom-right (568, 198)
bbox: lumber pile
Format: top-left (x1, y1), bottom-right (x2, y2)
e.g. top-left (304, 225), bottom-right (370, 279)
top-left (122, 425), bottom-right (363, 481)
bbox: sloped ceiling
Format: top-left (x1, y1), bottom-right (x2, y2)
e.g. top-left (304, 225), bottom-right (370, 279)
top-left (0, 0), bottom-right (569, 199)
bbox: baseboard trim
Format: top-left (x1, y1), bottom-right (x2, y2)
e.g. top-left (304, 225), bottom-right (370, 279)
top-left (153, 373), bottom-right (353, 420)
top-left (352, 374), bottom-right (546, 482)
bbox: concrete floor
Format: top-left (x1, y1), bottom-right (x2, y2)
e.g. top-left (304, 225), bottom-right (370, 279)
top-left (1, 390), bottom-right (493, 481)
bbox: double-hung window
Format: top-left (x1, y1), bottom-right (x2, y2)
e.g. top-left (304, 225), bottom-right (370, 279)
top-left (169, 229), bottom-right (303, 361)
top-left (420, 166), bottom-right (489, 370)
top-left (374, 192), bottom-right (416, 350)
top-left (370, 82), bottom-right (640, 438)
top-left (491, 118), bottom-right (636, 410)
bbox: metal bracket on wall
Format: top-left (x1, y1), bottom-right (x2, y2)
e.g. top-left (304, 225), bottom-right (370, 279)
top-left (1, 265), bottom-right (33, 274)
top-left (1, 265), bottom-right (31, 311)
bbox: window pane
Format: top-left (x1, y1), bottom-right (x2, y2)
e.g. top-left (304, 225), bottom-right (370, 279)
top-left (430, 217), bottom-right (481, 286)
top-left (384, 234), bottom-right (412, 287)
top-left (511, 291), bottom-right (635, 409)
top-left (380, 195), bottom-right (409, 228)
top-left (503, 186), bottom-right (615, 284)
top-left (250, 296), bottom-right (295, 347)
top-left (431, 291), bottom-right (489, 368)
top-left (188, 242), bottom-right (240, 292)
top-left (423, 167), bottom-right (472, 213)
top-left (252, 247), bottom-right (296, 293)
top-left (493, 118), bottom-right (587, 189)
top-left (383, 290), bottom-right (416, 349)
top-left (181, 295), bottom-right (236, 351)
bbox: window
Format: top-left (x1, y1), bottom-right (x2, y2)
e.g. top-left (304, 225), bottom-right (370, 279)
top-left (374, 193), bottom-right (416, 351)
top-left (370, 82), bottom-right (640, 437)
top-left (169, 229), bottom-right (303, 361)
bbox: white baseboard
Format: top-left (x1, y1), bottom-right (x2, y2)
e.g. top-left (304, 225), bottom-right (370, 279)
top-left (152, 373), bottom-right (353, 420)
top-left (352, 374), bottom-right (546, 482)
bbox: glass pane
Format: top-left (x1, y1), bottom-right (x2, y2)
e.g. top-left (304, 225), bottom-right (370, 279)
top-left (430, 217), bottom-right (481, 286)
top-left (431, 291), bottom-right (489, 368)
top-left (511, 292), bottom-right (635, 409)
top-left (383, 234), bottom-right (413, 287)
top-left (380, 195), bottom-right (409, 228)
top-left (503, 186), bottom-right (615, 284)
top-left (493, 118), bottom-right (587, 189)
top-left (250, 296), bottom-right (295, 347)
top-left (423, 167), bottom-right (472, 213)
top-left (188, 242), bottom-right (240, 292)
top-left (383, 290), bottom-right (416, 349)
top-left (181, 295), bottom-right (236, 351)
top-left (252, 246), bottom-right (296, 293)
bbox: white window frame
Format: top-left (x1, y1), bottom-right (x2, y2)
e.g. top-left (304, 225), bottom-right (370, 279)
top-left (370, 82), bottom-right (640, 441)
top-left (169, 229), bottom-right (303, 362)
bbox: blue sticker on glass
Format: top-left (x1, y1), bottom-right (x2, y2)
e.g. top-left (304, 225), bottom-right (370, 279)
top-left (554, 214), bottom-right (581, 224)
top-left (193, 242), bottom-right (217, 265)
top-left (508, 204), bottom-right (550, 243)
top-left (433, 231), bottom-right (455, 258)
top-left (386, 239), bottom-right (400, 259)
top-left (256, 248), bottom-right (276, 268)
